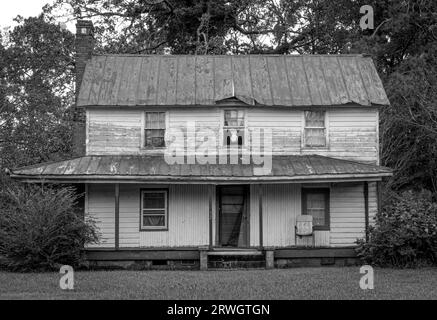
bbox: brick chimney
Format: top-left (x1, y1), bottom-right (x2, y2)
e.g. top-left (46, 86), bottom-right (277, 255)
top-left (73, 19), bottom-right (94, 156)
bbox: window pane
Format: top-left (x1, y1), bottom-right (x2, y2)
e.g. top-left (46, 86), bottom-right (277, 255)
top-left (224, 110), bottom-right (244, 127)
top-left (305, 128), bottom-right (326, 147)
top-left (146, 112), bottom-right (165, 129)
top-left (143, 193), bottom-right (165, 209)
top-left (306, 192), bottom-right (326, 226)
top-left (305, 111), bottom-right (325, 127)
top-left (143, 215), bottom-right (165, 227)
top-left (145, 129), bottom-right (165, 147)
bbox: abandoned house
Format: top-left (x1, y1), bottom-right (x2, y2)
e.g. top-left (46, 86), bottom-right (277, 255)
top-left (9, 20), bottom-right (392, 269)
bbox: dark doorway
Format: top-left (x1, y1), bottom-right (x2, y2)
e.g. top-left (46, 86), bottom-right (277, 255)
top-left (218, 185), bottom-right (249, 247)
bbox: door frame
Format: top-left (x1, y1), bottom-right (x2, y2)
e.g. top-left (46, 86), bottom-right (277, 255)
top-left (215, 185), bottom-right (250, 248)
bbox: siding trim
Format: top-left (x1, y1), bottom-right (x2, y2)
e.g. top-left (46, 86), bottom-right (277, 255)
top-left (115, 183), bottom-right (120, 250)
top-left (364, 181), bottom-right (369, 242)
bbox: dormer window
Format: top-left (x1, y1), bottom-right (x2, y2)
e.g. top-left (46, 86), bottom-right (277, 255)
top-left (304, 111), bottom-right (326, 147)
top-left (223, 110), bottom-right (245, 147)
top-left (144, 112), bottom-right (166, 148)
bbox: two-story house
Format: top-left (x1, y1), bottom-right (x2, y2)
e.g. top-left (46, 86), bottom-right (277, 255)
top-left (9, 20), bottom-right (392, 269)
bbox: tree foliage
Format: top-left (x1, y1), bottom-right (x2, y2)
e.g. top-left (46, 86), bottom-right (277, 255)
top-left (0, 0), bottom-right (435, 195)
top-left (0, 15), bottom-right (75, 170)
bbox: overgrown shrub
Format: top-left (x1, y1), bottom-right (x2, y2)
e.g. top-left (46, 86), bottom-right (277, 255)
top-left (0, 183), bottom-right (99, 271)
top-left (356, 190), bottom-right (437, 267)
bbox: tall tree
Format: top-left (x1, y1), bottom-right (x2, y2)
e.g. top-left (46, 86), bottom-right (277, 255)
top-left (0, 15), bottom-right (75, 169)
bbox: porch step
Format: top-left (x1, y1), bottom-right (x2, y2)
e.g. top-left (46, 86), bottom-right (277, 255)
top-left (207, 249), bottom-right (263, 256)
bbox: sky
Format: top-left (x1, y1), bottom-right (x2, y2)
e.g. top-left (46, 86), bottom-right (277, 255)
top-left (0, 0), bottom-right (75, 32)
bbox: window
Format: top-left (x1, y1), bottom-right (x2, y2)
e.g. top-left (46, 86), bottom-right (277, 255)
top-left (302, 188), bottom-right (330, 230)
top-left (141, 190), bottom-right (168, 230)
top-left (144, 112), bottom-right (166, 148)
top-left (304, 111), bottom-right (326, 147)
top-left (223, 109), bottom-right (245, 147)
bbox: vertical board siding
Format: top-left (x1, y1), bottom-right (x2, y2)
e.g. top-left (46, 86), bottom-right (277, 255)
top-left (86, 184), bottom-right (210, 248)
top-left (139, 185), bottom-right (210, 247)
top-left (330, 183), bottom-right (366, 247)
top-left (250, 184), bottom-right (300, 247)
top-left (86, 183), bottom-right (376, 249)
top-left (87, 107), bottom-right (377, 163)
top-left (368, 182), bottom-right (378, 227)
top-left (86, 184), bottom-right (115, 248)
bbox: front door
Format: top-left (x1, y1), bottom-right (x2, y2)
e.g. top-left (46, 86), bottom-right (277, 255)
top-left (218, 185), bottom-right (249, 247)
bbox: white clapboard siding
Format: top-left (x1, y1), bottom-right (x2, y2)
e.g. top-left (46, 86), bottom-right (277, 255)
top-left (86, 106), bottom-right (378, 163)
top-left (87, 109), bottom-right (142, 154)
top-left (330, 183), bottom-right (366, 247)
top-left (85, 184), bottom-right (115, 248)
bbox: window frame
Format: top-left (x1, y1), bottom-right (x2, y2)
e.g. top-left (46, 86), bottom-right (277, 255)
top-left (222, 108), bottom-right (247, 148)
top-left (142, 111), bottom-right (167, 150)
top-left (140, 188), bottom-right (169, 231)
top-left (301, 188), bottom-right (330, 231)
top-left (302, 110), bottom-right (328, 149)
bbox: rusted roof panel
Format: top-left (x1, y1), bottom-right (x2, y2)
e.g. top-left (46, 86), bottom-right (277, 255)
top-left (10, 155), bottom-right (392, 181)
top-left (77, 54), bottom-right (390, 107)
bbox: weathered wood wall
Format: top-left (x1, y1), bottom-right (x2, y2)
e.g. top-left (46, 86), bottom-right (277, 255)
top-left (87, 106), bottom-right (378, 163)
top-left (86, 182), bottom-right (375, 249)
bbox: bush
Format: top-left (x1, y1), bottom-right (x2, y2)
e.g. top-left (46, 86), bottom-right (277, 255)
top-left (0, 183), bottom-right (99, 271)
top-left (356, 190), bottom-right (437, 267)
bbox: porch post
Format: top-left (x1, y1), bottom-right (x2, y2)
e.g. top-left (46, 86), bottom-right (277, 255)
top-left (364, 181), bottom-right (369, 242)
top-left (258, 184), bottom-right (263, 248)
top-left (208, 184), bottom-right (213, 248)
top-left (115, 183), bottom-right (120, 250)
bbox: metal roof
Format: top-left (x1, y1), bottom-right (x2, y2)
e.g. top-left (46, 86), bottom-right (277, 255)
top-left (77, 54), bottom-right (389, 108)
top-left (9, 155), bottom-right (392, 183)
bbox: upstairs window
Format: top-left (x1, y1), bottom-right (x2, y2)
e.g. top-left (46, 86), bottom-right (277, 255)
top-left (304, 111), bottom-right (326, 147)
top-left (223, 110), bottom-right (245, 147)
top-left (141, 190), bottom-right (168, 231)
top-left (302, 188), bottom-right (330, 230)
top-left (144, 112), bottom-right (166, 148)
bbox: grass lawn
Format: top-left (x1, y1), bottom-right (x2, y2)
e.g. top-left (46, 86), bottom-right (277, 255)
top-left (0, 267), bottom-right (436, 300)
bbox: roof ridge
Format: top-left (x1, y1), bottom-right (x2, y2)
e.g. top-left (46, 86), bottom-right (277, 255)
top-left (91, 53), bottom-right (367, 58)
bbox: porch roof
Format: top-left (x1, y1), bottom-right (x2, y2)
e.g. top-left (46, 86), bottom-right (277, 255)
top-left (9, 155), bottom-right (392, 183)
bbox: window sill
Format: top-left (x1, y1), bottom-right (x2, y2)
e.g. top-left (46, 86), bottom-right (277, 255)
top-left (140, 228), bottom-right (169, 232)
top-left (313, 226), bottom-right (330, 231)
top-left (302, 147), bottom-right (329, 151)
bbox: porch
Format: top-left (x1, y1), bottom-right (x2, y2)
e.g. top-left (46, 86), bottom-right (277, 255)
top-left (9, 154), bottom-right (392, 268)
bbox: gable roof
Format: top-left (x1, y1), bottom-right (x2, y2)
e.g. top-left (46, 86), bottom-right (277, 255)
top-left (9, 155), bottom-right (392, 183)
top-left (77, 54), bottom-right (389, 108)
